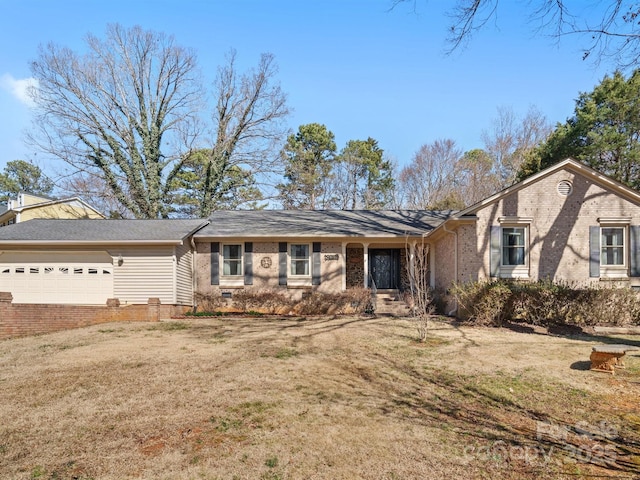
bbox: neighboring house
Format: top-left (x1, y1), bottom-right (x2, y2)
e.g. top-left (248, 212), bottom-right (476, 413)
top-left (0, 192), bottom-right (104, 227)
top-left (0, 159), bottom-right (639, 311)
top-left (0, 219), bottom-right (207, 305)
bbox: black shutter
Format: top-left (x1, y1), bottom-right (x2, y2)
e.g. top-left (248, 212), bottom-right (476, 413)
top-left (279, 242), bottom-right (287, 286)
top-left (210, 242), bottom-right (220, 285)
top-left (244, 242), bottom-right (253, 285)
top-left (630, 226), bottom-right (640, 277)
top-left (589, 226), bottom-right (600, 278)
top-left (312, 242), bottom-right (321, 285)
top-left (490, 226), bottom-right (501, 277)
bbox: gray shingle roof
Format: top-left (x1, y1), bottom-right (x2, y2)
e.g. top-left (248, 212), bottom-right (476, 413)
top-left (0, 219), bottom-right (208, 243)
top-left (195, 210), bottom-right (453, 238)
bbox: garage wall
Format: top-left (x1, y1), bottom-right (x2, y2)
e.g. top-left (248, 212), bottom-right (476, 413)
top-left (110, 246), bottom-right (176, 304)
top-left (0, 245), bottom-right (194, 307)
top-left (175, 240), bottom-right (193, 305)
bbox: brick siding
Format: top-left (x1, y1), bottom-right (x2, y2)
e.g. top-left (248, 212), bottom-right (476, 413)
top-left (0, 293), bottom-right (188, 340)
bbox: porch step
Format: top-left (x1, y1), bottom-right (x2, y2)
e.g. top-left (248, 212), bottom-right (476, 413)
top-left (374, 290), bottom-right (412, 317)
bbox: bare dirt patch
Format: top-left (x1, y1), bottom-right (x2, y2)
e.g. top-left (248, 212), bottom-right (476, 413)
top-left (0, 316), bottom-right (639, 479)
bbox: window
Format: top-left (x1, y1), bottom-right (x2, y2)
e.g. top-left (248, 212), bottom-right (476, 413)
top-left (502, 227), bottom-right (526, 266)
top-left (290, 244), bottom-right (310, 276)
top-left (601, 227), bottom-right (624, 266)
top-left (222, 244), bottom-right (243, 276)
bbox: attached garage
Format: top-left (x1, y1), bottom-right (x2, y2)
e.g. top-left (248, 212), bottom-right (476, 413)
top-left (0, 218), bottom-right (208, 306)
top-left (0, 251), bottom-right (114, 304)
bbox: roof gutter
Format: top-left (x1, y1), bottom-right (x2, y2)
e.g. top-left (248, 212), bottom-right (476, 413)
top-left (443, 221), bottom-right (458, 317)
top-left (191, 235), bottom-right (198, 312)
top-left (0, 240), bottom-right (187, 246)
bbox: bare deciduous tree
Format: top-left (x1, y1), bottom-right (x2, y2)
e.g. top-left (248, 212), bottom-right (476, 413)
top-left (482, 106), bottom-right (551, 187)
top-left (393, 1), bottom-right (640, 69)
top-left (58, 172), bottom-right (131, 219)
top-left (29, 25), bottom-right (290, 219)
top-left (29, 24), bottom-right (203, 218)
top-left (405, 237), bottom-right (434, 342)
top-left (454, 148), bottom-right (500, 205)
top-left (397, 139), bottom-right (464, 210)
top-left (201, 49), bottom-right (289, 217)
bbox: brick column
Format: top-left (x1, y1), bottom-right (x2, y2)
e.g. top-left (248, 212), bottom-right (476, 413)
top-left (106, 298), bottom-right (121, 307)
top-left (0, 293), bottom-right (13, 339)
top-left (147, 298), bottom-right (161, 322)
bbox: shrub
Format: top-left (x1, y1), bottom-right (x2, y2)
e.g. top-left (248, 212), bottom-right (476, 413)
top-left (294, 288), bottom-right (373, 315)
top-left (193, 287), bottom-right (373, 316)
top-left (565, 286), bottom-right (640, 326)
top-left (450, 279), bottom-right (513, 326)
top-left (450, 279), bottom-right (640, 327)
top-left (509, 279), bottom-right (576, 326)
top-left (232, 289), bottom-right (293, 314)
top-left (194, 292), bottom-right (227, 313)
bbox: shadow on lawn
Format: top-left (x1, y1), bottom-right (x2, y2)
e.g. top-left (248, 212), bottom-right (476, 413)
top-left (167, 316), bottom-right (640, 476)
top-left (499, 321), bottom-right (640, 349)
top-left (350, 351), bottom-right (640, 477)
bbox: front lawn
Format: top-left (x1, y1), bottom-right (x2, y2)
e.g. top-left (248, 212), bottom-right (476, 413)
top-left (0, 316), bottom-right (638, 479)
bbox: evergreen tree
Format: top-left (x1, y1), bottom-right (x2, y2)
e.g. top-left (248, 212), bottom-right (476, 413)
top-left (518, 70), bottom-right (640, 188)
top-left (0, 160), bottom-right (54, 203)
top-left (277, 123), bottom-right (336, 209)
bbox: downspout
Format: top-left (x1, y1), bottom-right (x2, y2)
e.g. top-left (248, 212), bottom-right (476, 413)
top-left (190, 236), bottom-right (198, 312)
top-left (443, 222), bottom-right (458, 316)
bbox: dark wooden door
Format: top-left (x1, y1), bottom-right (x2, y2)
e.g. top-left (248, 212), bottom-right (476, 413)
top-left (370, 249), bottom-right (400, 289)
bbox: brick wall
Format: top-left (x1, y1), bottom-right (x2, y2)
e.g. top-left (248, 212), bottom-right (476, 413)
top-left (0, 293), bottom-right (188, 340)
top-left (469, 169), bottom-right (640, 284)
top-left (346, 247), bottom-right (364, 288)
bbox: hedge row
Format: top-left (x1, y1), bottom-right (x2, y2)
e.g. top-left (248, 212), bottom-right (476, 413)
top-left (450, 279), bottom-right (640, 327)
top-left (195, 287), bottom-right (373, 316)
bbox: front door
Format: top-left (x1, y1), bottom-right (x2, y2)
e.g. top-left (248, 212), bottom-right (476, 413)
top-left (370, 249), bottom-right (400, 289)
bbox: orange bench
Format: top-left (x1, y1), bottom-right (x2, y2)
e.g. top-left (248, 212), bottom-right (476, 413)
top-left (590, 344), bottom-right (638, 374)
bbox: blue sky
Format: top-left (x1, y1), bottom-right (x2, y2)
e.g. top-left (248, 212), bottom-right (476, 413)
top-left (0, 0), bottom-right (614, 177)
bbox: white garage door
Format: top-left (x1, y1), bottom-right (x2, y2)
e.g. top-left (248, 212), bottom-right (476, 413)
top-left (0, 251), bottom-right (114, 304)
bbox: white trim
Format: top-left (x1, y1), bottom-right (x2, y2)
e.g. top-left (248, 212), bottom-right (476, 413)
top-left (498, 226), bottom-right (530, 279)
top-left (341, 242), bottom-right (347, 291)
top-left (219, 243), bottom-right (244, 286)
top-left (600, 226), bottom-right (626, 270)
top-left (363, 243), bottom-right (369, 288)
top-left (288, 242), bottom-right (311, 278)
top-left (172, 247), bottom-right (177, 304)
top-left (0, 240), bottom-right (188, 246)
top-left (287, 277), bottom-right (312, 287)
top-left (598, 217), bottom-right (631, 225)
top-left (499, 216), bottom-right (532, 224)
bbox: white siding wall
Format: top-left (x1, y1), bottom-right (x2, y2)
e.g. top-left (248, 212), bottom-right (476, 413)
top-left (110, 247), bottom-right (175, 304)
top-left (175, 240), bottom-right (193, 305)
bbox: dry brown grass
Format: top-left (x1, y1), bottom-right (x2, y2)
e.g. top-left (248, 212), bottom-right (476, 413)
top-left (1, 316), bottom-right (639, 479)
